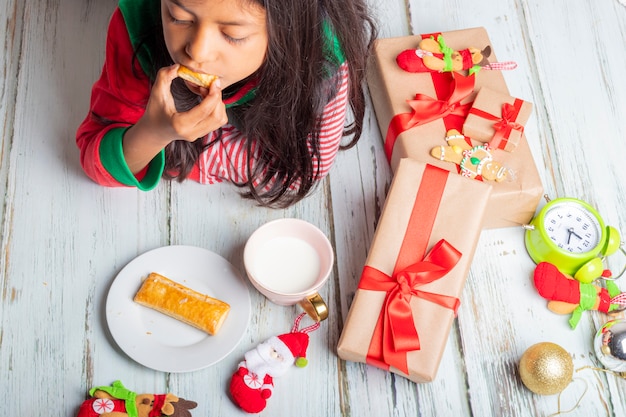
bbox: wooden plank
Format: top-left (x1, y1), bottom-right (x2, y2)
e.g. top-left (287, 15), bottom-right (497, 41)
top-left (369, 0), bottom-right (412, 38)
top-left (0, 0), bottom-right (169, 413)
top-left (0, 0), bottom-right (24, 249)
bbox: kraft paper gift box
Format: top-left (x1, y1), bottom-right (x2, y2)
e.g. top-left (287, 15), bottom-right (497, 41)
top-left (337, 159), bottom-right (492, 383)
top-left (367, 27), bottom-right (543, 229)
top-left (462, 86), bottom-right (533, 152)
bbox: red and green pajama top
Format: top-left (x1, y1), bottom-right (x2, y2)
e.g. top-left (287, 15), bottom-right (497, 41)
top-left (76, 0), bottom-right (349, 191)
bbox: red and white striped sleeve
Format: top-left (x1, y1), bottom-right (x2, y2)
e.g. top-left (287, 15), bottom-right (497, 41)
top-left (195, 63), bottom-right (350, 188)
top-left (311, 63), bottom-right (350, 180)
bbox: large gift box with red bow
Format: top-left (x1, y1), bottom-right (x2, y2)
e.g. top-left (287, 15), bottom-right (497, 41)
top-left (367, 27), bottom-right (543, 228)
top-left (337, 159), bottom-right (491, 382)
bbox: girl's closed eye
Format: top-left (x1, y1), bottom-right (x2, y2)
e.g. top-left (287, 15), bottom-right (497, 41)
top-left (223, 32), bottom-right (247, 45)
top-left (220, 26), bottom-right (251, 45)
top-left (166, 2), bottom-right (194, 25)
top-left (170, 15), bottom-right (193, 25)
top-left (168, 9), bottom-right (193, 25)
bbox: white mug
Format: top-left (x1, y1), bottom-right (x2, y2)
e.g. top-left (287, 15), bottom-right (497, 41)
top-left (243, 218), bottom-right (334, 321)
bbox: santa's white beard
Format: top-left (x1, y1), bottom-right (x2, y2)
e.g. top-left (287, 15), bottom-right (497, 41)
top-left (244, 337), bottom-right (294, 379)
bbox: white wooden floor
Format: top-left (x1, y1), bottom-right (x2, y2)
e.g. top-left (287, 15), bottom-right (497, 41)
top-left (1, 0), bottom-right (626, 416)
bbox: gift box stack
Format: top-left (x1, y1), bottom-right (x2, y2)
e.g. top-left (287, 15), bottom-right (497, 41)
top-left (337, 27), bottom-right (543, 382)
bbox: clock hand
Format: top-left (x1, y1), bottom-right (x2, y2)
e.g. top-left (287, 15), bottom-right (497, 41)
top-left (567, 227), bottom-right (583, 242)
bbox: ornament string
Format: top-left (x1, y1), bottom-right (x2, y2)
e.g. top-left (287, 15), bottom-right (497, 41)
top-left (610, 293), bottom-right (626, 310)
top-left (602, 244), bottom-right (626, 281)
top-left (483, 61), bottom-right (518, 71)
top-left (545, 377), bottom-right (588, 417)
top-left (546, 366), bottom-right (626, 417)
top-left (292, 312), bottom-right (320, 334)
top-left (576, 365), bottom-right (626, 380)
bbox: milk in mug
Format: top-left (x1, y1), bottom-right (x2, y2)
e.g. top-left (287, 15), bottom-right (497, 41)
top-left (252, 236), bottom-right (321, 293)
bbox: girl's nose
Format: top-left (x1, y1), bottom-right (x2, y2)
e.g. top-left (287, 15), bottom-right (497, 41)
top-left (185, 26), bottom-right (217, 63)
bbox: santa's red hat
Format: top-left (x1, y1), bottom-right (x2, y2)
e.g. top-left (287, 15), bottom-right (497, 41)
top-left (272, 332), bottom-right (310, 367)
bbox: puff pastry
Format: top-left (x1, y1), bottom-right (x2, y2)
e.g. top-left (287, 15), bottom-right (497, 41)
top-left (134, 272), bottom-right (230, 335)
top-left (177, 65), bottom-right (219, 88)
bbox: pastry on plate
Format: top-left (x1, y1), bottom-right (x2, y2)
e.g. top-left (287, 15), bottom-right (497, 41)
top-left (134, 272), bottom-right (230, 335)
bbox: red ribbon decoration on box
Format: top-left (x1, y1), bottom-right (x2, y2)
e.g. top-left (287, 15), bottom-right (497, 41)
top-left (358, 164), bottom-right (462, 374)
top-left (384, 71), bottom-right (476, 162)
top-left (468, 99), bottom-right (525, 150)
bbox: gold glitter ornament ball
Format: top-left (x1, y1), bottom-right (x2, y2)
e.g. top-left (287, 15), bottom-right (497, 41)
top-left (519, 342), bottom-right (573, 395)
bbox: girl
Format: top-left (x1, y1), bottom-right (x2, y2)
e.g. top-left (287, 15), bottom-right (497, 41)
top-left (76, 0), bottom-right (377, 207)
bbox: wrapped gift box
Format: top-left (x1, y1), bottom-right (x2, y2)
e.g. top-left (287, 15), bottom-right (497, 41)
top-left (367, 27), bottom-right (543, 229)
top-left (337, 159), bottom-right (492, 383)
top-left (463, 86), bottom-right (533, 152)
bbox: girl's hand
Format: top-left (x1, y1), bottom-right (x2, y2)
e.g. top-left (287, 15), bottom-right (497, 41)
top-left (122, 65), bottom-right (227, 174)
top-left (139, 64), bottom-right (228, 144)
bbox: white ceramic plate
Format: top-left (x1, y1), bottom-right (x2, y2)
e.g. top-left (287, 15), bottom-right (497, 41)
top-left (106, 245), bottom-right (251, 373)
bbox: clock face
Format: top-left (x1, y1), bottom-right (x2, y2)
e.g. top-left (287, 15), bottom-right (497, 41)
top-left (542, 201), bottom-right (602, 254)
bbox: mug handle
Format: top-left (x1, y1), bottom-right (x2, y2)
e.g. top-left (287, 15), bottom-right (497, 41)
top-left (299, 292), bottom-right (328, 322)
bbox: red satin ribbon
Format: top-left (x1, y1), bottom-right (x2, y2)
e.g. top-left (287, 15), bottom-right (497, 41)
top-left (384, 71), bottom-right (475, 161)
top-left (468, 99), bottom-right (524, 150)
top-left (359, 164), bottom-right (463, 374)
top-left (359, 240), bottom-right (461, 374)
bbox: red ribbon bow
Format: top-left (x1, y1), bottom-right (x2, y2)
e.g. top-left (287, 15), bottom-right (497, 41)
top-left (469, 99), bottom-right (524, 150)
top-left (359, 239), bottom-right (462, 374)
top-left (384, 72), bottom-right (475, 161)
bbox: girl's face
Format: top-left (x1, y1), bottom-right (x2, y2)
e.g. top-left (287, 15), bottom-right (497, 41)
top-left (161, 0), bottom-right (268, 90)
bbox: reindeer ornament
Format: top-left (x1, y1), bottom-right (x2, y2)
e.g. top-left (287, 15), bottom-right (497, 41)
top-left (76, 380), bottom-right (197, 417)
top-left (396, 35), bottom-right (516, 74)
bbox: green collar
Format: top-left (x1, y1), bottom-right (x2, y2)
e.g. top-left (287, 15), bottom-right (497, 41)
top-left (89, 381), bottom-right (138, 417)
top-left (323, 21), bottom-right (346, 65)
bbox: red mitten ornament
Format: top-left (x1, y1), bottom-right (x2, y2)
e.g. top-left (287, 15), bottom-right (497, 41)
top-left (229, 313), bottom-right (320, 413)
top-left (533, 262), bottom-right (625, 329)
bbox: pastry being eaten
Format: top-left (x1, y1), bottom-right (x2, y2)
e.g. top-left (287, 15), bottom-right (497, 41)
top-left (177, 65), bottom-right (219, 88)
top-left (134, 272), bottom-right (230, 335)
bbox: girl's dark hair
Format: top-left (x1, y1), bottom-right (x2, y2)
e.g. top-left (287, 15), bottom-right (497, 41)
top-left (142, 0), bottom-right (377, 207)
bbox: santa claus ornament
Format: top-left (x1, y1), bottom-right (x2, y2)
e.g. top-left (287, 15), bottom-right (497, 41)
top-left (229, 313), bottom-right (320, 413)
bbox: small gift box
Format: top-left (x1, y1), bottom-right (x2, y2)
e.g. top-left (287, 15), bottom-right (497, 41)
top-left (367, 27), bottom-right (543, 228)
top-left (337, 159), bottom-right (492, 383)
top-left (463, 86), bottom-right (533, 152)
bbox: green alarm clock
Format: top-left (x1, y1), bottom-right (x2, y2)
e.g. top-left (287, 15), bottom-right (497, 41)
top-left (524, 197), bottom-right (621, 283)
